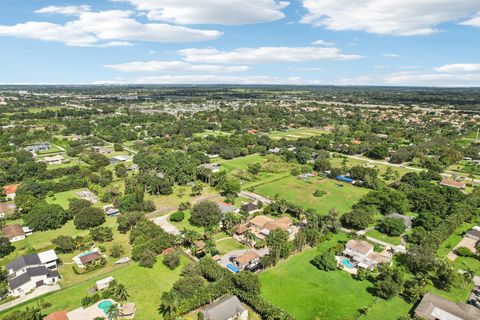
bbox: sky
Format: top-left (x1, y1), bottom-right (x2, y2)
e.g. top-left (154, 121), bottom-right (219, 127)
top-left (0, 0), bottom-right (479, 86)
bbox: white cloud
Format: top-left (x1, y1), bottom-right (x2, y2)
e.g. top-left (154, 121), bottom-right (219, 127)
top-left (300, 0), bottom-right (480, 35)
top-left (93, 74), bottom-right (325, 85)
top-left (98, 41), bottom-right (134, 48)
top-left (104, 60), bottom-right (249, 73)
top-left (339, 75), bottom-right (377, 85)
top-left (0, 7), bottom-right (222, 47)
top-left (383, 53), bottom-right (399, 58)
top-left (434, 63), bottom-right (480, 73)
top-left (114, 0), bottom-right (289, 25)
top-left (460, 13), bottom-right (480, 27)
top-left (35, 5), bottom-right (91, 16)
top-left (384, 63), bottom-right (480, 86)
top-left (178, 46), bottom-right (362, 64)
top-left (311, 39), bottom-right (334, 46)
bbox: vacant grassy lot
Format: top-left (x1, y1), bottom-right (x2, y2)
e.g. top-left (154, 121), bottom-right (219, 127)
top-left (148, 184), bottom-right (218, 211)
top-left (365, 229), bottom-right (402, 246)
top-left (169, 210), bottom-right (204, 233)
top-left (0, 256), bottom-right (189, 320)
top-left (254, 176), bottom-right (368, 215)
top-left (268, 128), bottom-right (329, 140)
top-left (219, 154), bottom-right (268, 172)
top-left (193, 130), bottom-right (231, 138)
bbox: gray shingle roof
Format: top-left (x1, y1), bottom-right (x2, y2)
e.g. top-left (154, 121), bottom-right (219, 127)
top-left (8, 266), bottom-right (56, 290)
top-left (203, 295), bottom-right (246, 320)
top-left (6, 253), bottom-right (41, 272)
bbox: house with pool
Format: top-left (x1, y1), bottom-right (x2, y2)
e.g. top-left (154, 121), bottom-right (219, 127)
top-left (339, 240), bottom-right (390, 272)
top-left (61, 299), bottom-right (136, 320)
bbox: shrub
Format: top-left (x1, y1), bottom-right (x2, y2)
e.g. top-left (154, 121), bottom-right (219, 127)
top-left (313, 190), bottom-right (327, 197)
top-left (170, 211), bottom-right (185, 222)
top-left (163, 251), bottom-right (181, 270)
top-left (456, 246), bottom-right (475, 257)
top-left (74, 207), bottom-right (105, 230)
top-left (311, 252), bottom-right (337, 271)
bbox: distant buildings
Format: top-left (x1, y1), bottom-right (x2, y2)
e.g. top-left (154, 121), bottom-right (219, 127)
top-left (6, 250), bottom-right (60, 297)
top-left (0, 203), bottom-right (16, 219)
top-left (199, 163), bottom-right (221, 173)
top-left (2, 224), bottom-right (32, 242)
top-left (440, 179), bottom-right (466, 190)
top-left (25, 143), bottom-right (50, 153)
top-left (3, 184), bottom-right (18, 200)
top-left (41, 155), bottom-right (64, 165)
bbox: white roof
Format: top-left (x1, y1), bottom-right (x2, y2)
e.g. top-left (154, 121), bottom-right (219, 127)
top-left (96, 276), bottom-right (114, 286)
top-left (38, 249), bottom-right (58, 264)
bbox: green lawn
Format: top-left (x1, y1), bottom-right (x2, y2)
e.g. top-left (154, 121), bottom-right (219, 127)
top-left (148, 185), bottom-right (218, 211)
top-left (193, 130), bottom-right (231, 138)
top-left (254, 176), bottom-right (368, 215)
top-left (260, 233), bottom-right (379, 320)
top-left (46, 189), bottom-right (88, 209)
top-left (268, 128), bottom-right (329, 140)
top-left (219, 154), bottom-right (268, 172)
top-left (215, 237), bottom-right (247, 255)
top-left (0, 256), bottom-right (189, 320)
top-left (365, 229), bottom-right (402, 246)
top-left (169, 210), bottom-right (204, 233)
top-left (37, 145), bottom-right (63, 155)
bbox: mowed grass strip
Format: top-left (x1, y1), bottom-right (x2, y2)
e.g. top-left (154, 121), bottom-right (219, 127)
top-left (254, 176), bottom-right (368, 215)
top-left (268, 128), bottom-right (329, 140)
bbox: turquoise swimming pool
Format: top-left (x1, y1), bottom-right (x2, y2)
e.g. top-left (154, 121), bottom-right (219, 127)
top-left (98, 300), bottom-right (113, 314)
top-left (341, 258), bottom-right (354, 268)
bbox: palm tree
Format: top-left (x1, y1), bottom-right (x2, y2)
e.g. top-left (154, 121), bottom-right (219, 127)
top-left (244, 230), bottom-right (256, 247)
top-left (113, 283), bottom-right (129, 303)
top-left (159, 291), bottom-right (179, 320)
top-left (106, 303), bottom-right (121, 320)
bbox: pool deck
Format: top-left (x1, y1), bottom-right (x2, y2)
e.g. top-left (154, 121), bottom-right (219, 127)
top-left (67, 299), bottom-right (116, 320)
top-left (335, 256), bottom-right (357, 275)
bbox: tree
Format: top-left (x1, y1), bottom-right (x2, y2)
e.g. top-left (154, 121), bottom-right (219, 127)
top-left (190, 200), bottom-right (222, 228)
top-left (51, 235), bottom-right (76, 253)
top-left (266, 229), bottom-right (291, 264)
top-left (106, 303), bottom-right (120, 320)
top-left (0, 236), bottom-right (15, 258)
top-left (113, 283), bottom-right (129, 303)
top-left (378, 217), bottom-right (406, 236)
top-left (313, 158), bottom-right (331, 172)
top-left (114, 163), bottom-right (128, 178)
top-left (110, 243), bottom-right (124, 258)
top-left (233, 271), bottom-right (261, 295)
top-left (217, 176), bottom-right (241, 197)
top-left (170, 211), bottom-right (185, 222)
top-left (373, 266), bottom-right (404, 300)
top-left (247, 163), bottom-right (261, 175)
top-left (24, 202), bottom-right (68, 231)
top-left (159, 291), bottom-right (179, 320)
top-left (117, 211), bottom-right (144, 233)
top-left (341, 206), bottom-right (374, 230)
top-left (163, 251), bottom-right (181, 270)
top-left (89, 226), bottom-right (113, 242)
top-left (311, 251), bottom-right (337, 271)
top-left (191, 182), bottom-right (204, 196)
top-left (138, 249), bottom-right (157, 268)
top-left (74, 207), bottom-right (105, 229)
top-left (68, 198), bottom-right (92, 217)
top-left (434, 260), bottom-right (461, 291)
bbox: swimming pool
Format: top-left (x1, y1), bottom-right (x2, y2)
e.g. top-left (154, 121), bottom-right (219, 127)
top-left (98, 300), bottom-right (113, 314)
top-left (79, 250), bottom-right (95, 257)
top-left (341, 258), bottom-right (354, 268)
top-left (226, 263), bottom-right (240, 273)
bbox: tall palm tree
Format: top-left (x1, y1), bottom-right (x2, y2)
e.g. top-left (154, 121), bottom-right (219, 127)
top-left (159, 291), bottom-right (179, 320)
top-left (106, 303), bottom-right (121, 320)
top-left (113, 283), bottom-right (129, 303)
top-left (244, 230), bottom-right (256, 247)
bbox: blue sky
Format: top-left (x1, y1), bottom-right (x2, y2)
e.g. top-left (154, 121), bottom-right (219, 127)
top-left (0, 0), bottom-right (479, 86)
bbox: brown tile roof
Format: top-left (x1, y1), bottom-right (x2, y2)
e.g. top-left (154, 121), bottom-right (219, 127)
top-left (235, 224), bottom-right (248, 235)
top-left (3, 184), bottom-right (18, 195)
top-left (79, 251), bottom-right (101, 265)
top-left (194, 240), bottom-right (206, 250)
top-left (233, 251), bottom-right (259, 266)
top-left (249, 215), bottom-right (274, 228)
top-left (440, 179), bottom-right (466, 189)
top-left (2, 224), bottom-right (24, 239)
top-left (276, 216), bottom-right (292, 225)
top-left (44, 310), bottom-right (69, 320)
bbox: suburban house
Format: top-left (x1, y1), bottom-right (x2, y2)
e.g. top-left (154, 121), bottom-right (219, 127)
top-left (343, 240), bottom-right (390, 270)
top-left (465, 228), bottom-right (480, 241)
top-left (110, 155), bottom-right (130, 164)
top-left (73, 250), bottom-right (102, 268)
top-left (386, 213), bottom-right (413, 229)
top-left (2, 223), bottom-right (32, 242)
top-left (6, 250), bottom-right (60, 297)
top-left (199, 163), bottom-right (221, 173)
top-left (45, 310), bottom-right (69, 320)
top-left (3, 184), bottom-right (18, 200)
top-left (218, 203), bottom-right (239, 215)
top-left (25, 143), bottom-right (50, 153)
top-left (247, 215), bottom-right (293, 237)
top-left (414, 292), bottom-right (480, 320)
top-left (0, 203), bottom-right (16, 218)
top-left (92, 146), bottom-right (112, 154)
top-left (41, 155), bottom-right (64, 165)
top-left (202, 295), bottom-right (248, 320)
top-left (232, 251), bottom-right (260, 271)
top-left (103, 204), bottom-right (120, 216)
top-left (440, 179), bottom-right (466, 190)
top-left (240, 203), bottom-right (259, 214)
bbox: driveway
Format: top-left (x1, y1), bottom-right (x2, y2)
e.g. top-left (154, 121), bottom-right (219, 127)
top-left (0, 284), bottom-right (61, 312)
top-left (151, 214), bottom-right (181, 236)
top-left (238, 191), bottom-right (272, 205)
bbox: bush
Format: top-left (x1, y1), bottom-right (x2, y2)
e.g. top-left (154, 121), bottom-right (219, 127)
top-left (163, 251), bottom-right (181, 270)
top-left (138, 249), bottom-right (157, 268)
top-left (311, 252), bottom-right (337, 271)
top-left (74, 207), bottom-right (105, 230)
top-left (313, 190), bottom-right (327, 197)
top-left (110, 243), bottom-right (124, 258)
top-left (89, 226), bottom-right (113, 242)
top-left (378, 217), bottom-right (406, 237)
top-left (170, 211), bottom-right (185, 222)
top-left (456, 246), bottom-right (475, 257)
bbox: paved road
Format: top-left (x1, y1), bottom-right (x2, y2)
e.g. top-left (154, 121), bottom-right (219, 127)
top-left (238, 191), bottom-right (272, 205)
top-left (0, 284), bottom-right (61, 312)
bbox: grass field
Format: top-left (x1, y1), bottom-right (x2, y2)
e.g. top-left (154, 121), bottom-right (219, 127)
top-left (215, 237), bottom-right (247, 255)
top-left (268, 128), bottom-right (329, 140)
top-left (0, 256), bottom-right (189, 320)
top-left (259, 233), bottom-right (411, 320)
top-left (148, 184), bottom-right (218, 210)
top-left (365, 229), bottom-right (402, 246)
top-left (219, 154), bottom-right (268, 172)
top-left (193, 130), bottom-right (231, 138)
top-left (169, 210), bottom-right (204, 233)
top-left (254, 175), bottom-right (368, 215)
